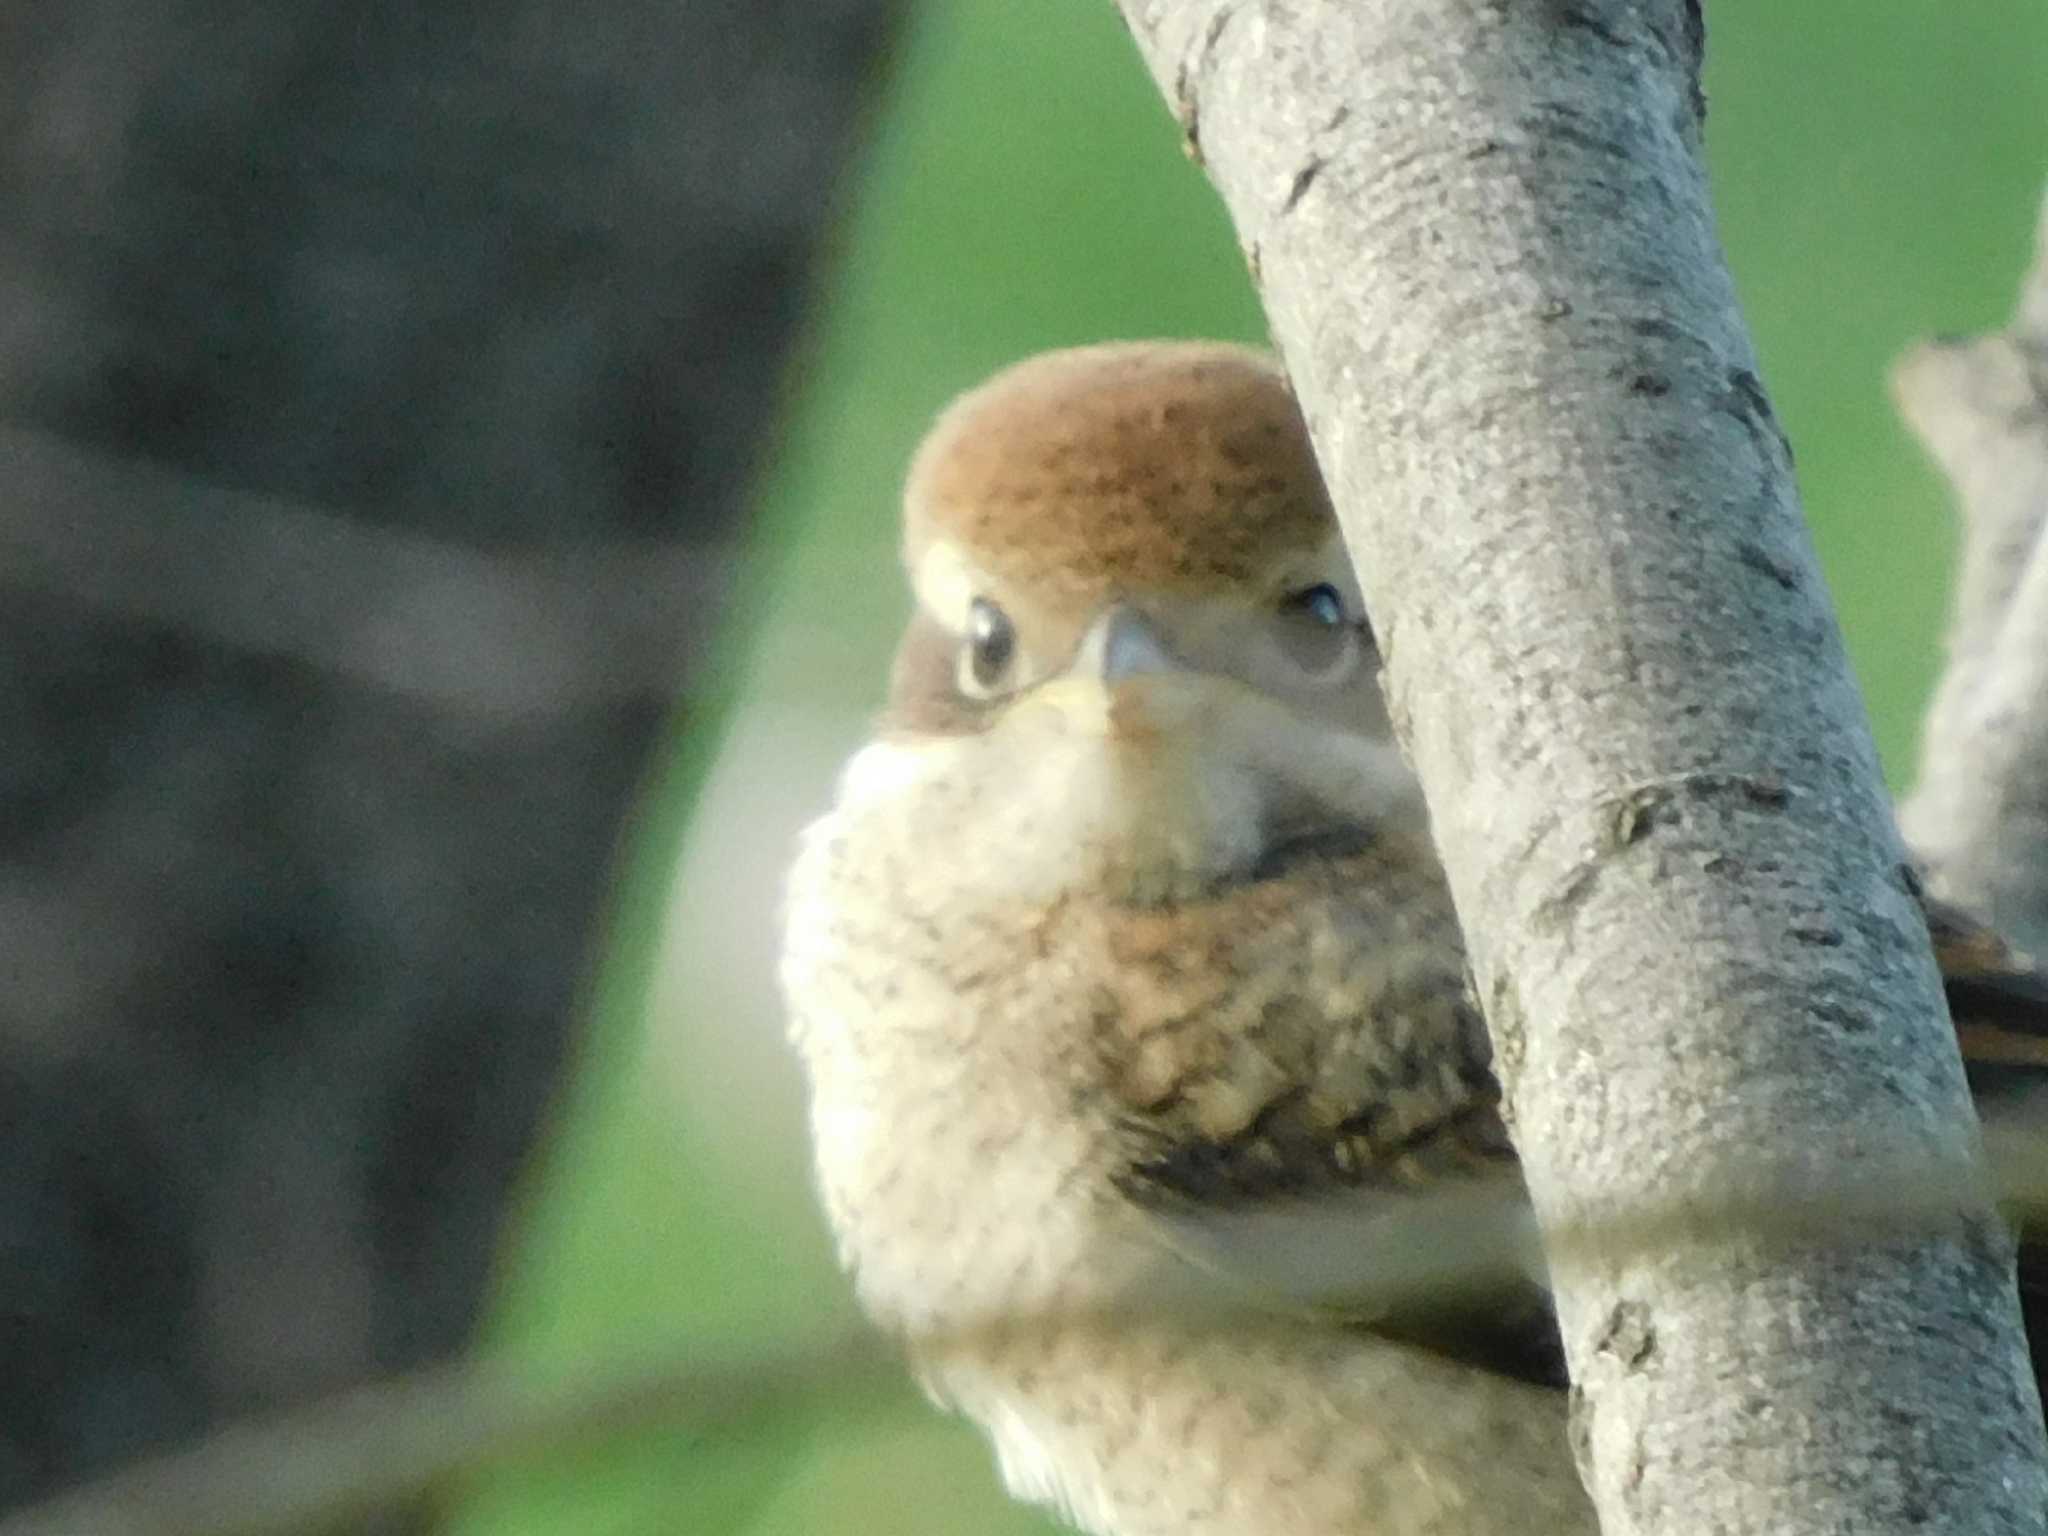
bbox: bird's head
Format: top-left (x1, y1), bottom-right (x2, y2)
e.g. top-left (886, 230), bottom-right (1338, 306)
top-left (861, 340), bottom-right (1425, 902)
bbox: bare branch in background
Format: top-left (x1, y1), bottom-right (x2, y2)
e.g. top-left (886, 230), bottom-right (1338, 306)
top-left (1898, 184), bottom-right (2048, 961)
top-left (21, 1138), bottom-right (2048, 1536)
top-left (0, 1333), bottom-right (890, 1536)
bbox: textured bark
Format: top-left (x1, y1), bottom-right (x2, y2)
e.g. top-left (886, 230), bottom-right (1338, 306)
top-left (0, 0), bottom-right (897, 1514)
top-left (1897, 186), bottom-right (2048, 962)
top-left (1112, 1), bottom-right (2047, 1531)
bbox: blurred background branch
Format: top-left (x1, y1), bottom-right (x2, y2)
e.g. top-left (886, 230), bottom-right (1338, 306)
top-left (0, 1331), bottom-right (894, 1536)
top-left (16, 1124), bottom-right (2048, 1535)
top-left (0, 0), bottom-right (899, 1526)
top-left (1898, 183), bottom-right (2048, 960)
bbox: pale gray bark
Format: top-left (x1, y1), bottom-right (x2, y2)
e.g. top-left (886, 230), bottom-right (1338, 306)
top-left (1897, 186), bottom-right (2048, 961)
top-left (1113, 1), bottom-right (2047, 1532)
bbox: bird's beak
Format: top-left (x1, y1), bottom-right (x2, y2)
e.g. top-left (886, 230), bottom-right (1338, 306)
top-left (1022, 602), bottom-right (1205, 740)
top-left (1071, 603), bottom-right (1188, 685)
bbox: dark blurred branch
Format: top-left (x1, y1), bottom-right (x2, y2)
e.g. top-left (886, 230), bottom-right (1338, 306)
top-left (0, 1333), bottom-right (893, 1536)
top-left (0, 0), bottom-right (900, 1511)
top-left (17, 1142), bottom-right (2048, 1536)
top-left (0, 428), bottom-right (735, 717)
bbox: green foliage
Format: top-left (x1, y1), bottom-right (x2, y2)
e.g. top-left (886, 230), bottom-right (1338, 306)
top-left (452, 3), bottom-right (2048, 1532)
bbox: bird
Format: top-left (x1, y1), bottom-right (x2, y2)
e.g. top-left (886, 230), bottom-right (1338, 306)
top-left (778, 340), bottom-right (2048, 1535)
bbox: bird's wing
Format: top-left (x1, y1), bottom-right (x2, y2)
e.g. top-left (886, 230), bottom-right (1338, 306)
top-left (1101, 866), bottom-right (2048, 1390)
top-left (1089, 841), bottom-right (1566, 1383)
top-left (1925, 890), bottom-right (2048, 1388)
top-left (1929, 891), bottom-right (2048, 1077)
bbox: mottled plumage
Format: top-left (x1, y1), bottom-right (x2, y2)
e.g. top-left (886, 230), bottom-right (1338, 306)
top-left (780, 341), bottom-right (2048, 1535)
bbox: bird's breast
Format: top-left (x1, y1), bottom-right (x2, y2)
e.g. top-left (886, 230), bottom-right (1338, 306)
top-left (782, 731), bottom-right (1488, 1335)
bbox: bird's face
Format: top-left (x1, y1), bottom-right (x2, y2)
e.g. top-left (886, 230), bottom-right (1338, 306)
top-left (854, 341), bottom-right (1424, 905)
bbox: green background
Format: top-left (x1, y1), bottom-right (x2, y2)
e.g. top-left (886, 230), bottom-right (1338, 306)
top-left (452, 3), bottom-right (2048, 1532)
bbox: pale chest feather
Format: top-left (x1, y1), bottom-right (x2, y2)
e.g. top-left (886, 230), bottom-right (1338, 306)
top-left (781, 736), bottom-right (1501, 1330)
top-left (779, 735), bottom-right (1567, 1534)
top-left (782, 778), bottom-right (1156, 1334)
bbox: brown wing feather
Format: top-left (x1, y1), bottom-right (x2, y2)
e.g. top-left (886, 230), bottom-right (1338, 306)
top-left (1929, 893), bottom-right (2048, 1071)
top-left (1924, 891), bottom-right (2048, 1394)
top-left (1100, 836), bottom-right (1509, 1210)
top-left (1109, 870), bottom-right (2048, 1391)
top-left (1097, 836), bottom-right (1565, 1382)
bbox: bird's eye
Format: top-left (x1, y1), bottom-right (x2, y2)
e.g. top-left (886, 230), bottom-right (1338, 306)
top-left (1286, 583), bottom-right (1347, 627)
top-left (1276, 583), bottom-right (1362, 680)
top-left (960, 596), bottom-right (1018, 696)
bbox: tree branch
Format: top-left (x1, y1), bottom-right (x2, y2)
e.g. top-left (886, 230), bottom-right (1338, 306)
top-left (0, 1334), bottom-right (892, 1536)
top-left (1897, 183), bottom-right (2048, 961)
top-left (1113, 0), bottom-right (2047, 1529)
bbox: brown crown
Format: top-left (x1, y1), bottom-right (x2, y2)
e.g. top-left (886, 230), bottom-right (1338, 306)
top-left (903, 341), bottom-right (1336, 598)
